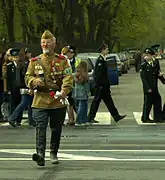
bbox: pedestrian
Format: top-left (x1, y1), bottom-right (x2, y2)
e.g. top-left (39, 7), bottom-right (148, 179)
top-left (88, 41), bottom-right (126, 123)
top-left (0, 51), bottom-right (6, 122)
top-left (2, 48), bottom-right (22, 123)
top-left (25, 30), bottom-right (73, 166)
top-left (72, 61), bottom-right (90, 126)
top-left (140, 48), bottom-right (165, 123)
top-left (8, 48), bottom-right (35, 128)
top-left (64, 45), bottom-right (80, 126)
top-left (134, 49), bottom-right (142, 72)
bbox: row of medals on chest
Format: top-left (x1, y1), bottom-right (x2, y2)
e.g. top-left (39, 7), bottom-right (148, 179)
top-left (35, 60), bottom-right (62, 83)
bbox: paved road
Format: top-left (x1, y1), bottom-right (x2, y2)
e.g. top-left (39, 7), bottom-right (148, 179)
top-left (1, 62), bottom-right (165, 179)
top-left (1, 125), bottom-right (165, 180)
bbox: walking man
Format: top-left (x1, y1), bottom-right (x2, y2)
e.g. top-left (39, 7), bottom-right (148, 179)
top-left (88, 41), bottom-right (126, 123)
top-left (25, 30), bottom-right (73, 166)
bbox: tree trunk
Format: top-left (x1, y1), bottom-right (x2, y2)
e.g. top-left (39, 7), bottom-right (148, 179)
top-left (87, 1), bottom-right (96, 48)
top-left (1, 0), bottom-right (15, 42)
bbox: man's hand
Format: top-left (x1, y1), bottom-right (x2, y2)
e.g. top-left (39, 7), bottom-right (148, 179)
top-left (158, 72), bottom-right (164, 77)
top-left (33, 78), bottom-right (45, 88)
top-left (60, 90), bottom-right (67, 99)
top-left (148, 89), bottom-right (152, 93)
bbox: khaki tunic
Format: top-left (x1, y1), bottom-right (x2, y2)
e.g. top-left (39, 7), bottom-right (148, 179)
top-left (25, 53), bottom-right (73, 109)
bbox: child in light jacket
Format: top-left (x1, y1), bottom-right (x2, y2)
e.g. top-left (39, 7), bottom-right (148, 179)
top-left (72, 61), bottom-right (91, 126)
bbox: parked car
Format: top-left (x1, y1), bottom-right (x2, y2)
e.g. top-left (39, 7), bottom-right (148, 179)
top-left (107, 53), bottom-right (123, 76)
top-left (117, 53), bottom-right (128, 74)
top-left (76, 52), bottom-right (119, 95)
top-left (105, 54), bottom-right (119, 85)
top-left (128, 50), bottom-right (137, 65)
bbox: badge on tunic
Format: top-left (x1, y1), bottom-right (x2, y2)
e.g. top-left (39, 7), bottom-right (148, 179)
top-left (38, 70), bottom-right (44, 75)
top-left (64, 67), bottom-right (72, 75)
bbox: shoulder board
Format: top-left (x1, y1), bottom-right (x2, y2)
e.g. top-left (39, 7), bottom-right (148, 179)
top-left (141, 61), bottom-right (146, 66)
top-left (7, 62), bottom-right (13, 66)
top-left (31, 55), bottom-right (41, 61)
top-left (55, 54), bottom-right (65, 59)
top-left (31, 57), bottom-right (38, 61)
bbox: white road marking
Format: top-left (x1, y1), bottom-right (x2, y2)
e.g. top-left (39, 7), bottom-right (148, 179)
top-left (95, 112), bottom-right (111, 124)
top-left (1, 149), bottom-right (165, 152)
top-left (0, 149), bottom-right (165, 161)
top-left (0, 112), bottom-right (111, 126)
top-left (1, 158), bottom-right (165, 161)
top-left (133, 112), bottom-right (156, 125)
top-left (1, 119), bottom-right (27, 127)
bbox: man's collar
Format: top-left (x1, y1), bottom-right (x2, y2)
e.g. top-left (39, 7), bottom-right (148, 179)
top-left (100, 54), bottom-right (106, 60)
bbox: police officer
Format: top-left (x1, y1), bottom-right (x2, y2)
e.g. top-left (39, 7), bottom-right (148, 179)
top-left (140, 48), bottom-right (165, 123)
top-left (25, 30), bottom-right (73, 166)
top-left (2, 48), bottom-right (22, 123)
top-left (88, 41), bottom-right (126, 123)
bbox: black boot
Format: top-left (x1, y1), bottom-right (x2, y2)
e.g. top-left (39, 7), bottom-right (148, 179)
top-left (32, 153), bottom-right (45, 166)
top-left (114, 114), bottom-right (126, 122)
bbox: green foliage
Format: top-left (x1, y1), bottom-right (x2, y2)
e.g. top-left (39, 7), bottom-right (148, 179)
top-left (0, 0), bottom-right (165, 52)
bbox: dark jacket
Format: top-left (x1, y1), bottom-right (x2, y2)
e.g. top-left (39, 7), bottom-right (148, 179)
top-left (94, 55), bottom-right (109, 88)
top-left (140, 59), bottom-right (165, 93)
top-left (17, 59), bottom-right (29, 89)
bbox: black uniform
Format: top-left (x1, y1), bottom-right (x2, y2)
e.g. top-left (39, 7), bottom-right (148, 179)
top-left (134, 52), bottom-right (142, 72)
top-left (5, 61), bottom-right (22, 122)
top-left (88, 54), bottom-right (120, 122)
top-left (140, 59), bottom-right (165, 122)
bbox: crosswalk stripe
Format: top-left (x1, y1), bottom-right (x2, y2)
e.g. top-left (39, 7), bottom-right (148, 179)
top-left (1, 112), bottom-right (164, 127)
top-left (133, 112), bottom-right (156, 125)
top-left (0, 112), bottom-right (111, 126)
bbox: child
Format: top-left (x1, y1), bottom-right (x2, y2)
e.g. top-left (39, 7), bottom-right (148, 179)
top-left (72, 61), bottom-right (90, 126)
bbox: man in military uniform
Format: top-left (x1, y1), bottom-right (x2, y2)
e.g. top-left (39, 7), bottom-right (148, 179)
top-left (88, 41), bottom-right (126, 123)
top-left (140, 48), bottom-right (165, 123)
top-left (25, 30), bottom-right (73, 166)
top-left (2, 48), bottom-right (22, 123)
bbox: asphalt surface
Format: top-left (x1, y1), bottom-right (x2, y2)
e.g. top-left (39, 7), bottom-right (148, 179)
top-left (1, 61), bottom-right (165, 180)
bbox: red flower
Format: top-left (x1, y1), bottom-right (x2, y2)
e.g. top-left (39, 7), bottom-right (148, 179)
top-left (57, 58), bottom-right (61, 63)
top-left (49, 91), bottom-right (55, 98)
top-left (59, 54), bottom-right (64, 59)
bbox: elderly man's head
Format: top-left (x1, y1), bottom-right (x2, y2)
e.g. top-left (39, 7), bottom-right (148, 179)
top-left (41, 30), bottom-right (56, 55)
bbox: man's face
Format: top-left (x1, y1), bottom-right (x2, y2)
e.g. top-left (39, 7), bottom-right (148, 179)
top-left (102, 47), bottom-right (109, 55)
top-left (41, 38), bottom-right (56, 54)
top-left (144, 53), bottom-right (152, 61)
top-left (67, 51), bottom-right (74, 60)
top-left (26, 52), bottom-right (31, 59)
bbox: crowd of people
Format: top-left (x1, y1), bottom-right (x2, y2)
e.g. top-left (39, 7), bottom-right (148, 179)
top-left (1, 29), bottom-right (164, 166)
top-left (0, 29), bottom-right (127, 166)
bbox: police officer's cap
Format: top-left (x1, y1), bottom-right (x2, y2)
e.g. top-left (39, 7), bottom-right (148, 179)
top-left (144, 48), bottom-right (155, 55)
top-left (25, 48), bottom-right (30, 54)
top-left (9, 48), bottom-right (20, 56)
top-left (97, 41), bottom-right (108, 52)
top-left (67, 45), bottom-right (76, 53)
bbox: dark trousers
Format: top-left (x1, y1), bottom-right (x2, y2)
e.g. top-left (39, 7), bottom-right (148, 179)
top-left (32, 107), bottom-right (66, 158)
top-left (10, 87), bottom-right (22, 123)
top-left (88, 87), bottom-right (119, 120)
top-left (142, 91), bottom-right (162, 121)
top-left (0, 92), bottom-right (3, 118)
top-left (67, 91), bottom-right (77, 112)
top-left (9, 94), bottom-right (34, 126)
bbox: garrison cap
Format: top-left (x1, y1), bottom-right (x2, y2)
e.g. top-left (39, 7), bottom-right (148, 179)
top-left (41, 30), bottom-right (54, 39)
